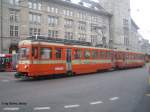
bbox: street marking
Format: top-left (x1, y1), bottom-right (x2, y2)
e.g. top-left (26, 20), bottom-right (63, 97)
top-left (64, 104), bottom-right (80, 109)
top-left (145, 94), bottom-right (150, 96)
top-left (109, 97), bottom-right (119, 101)
top-left (34, 107), bottom-right (51, 110)
top-left (90, 101), bottom-right (103, 105)
top-left (3, 107), bottom-right (19, 111)
top-left (1, 80), bottom-right (9, 82)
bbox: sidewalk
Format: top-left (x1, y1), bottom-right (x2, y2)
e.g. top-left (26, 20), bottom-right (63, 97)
top-left (135, 83), bottom-right (150, 112)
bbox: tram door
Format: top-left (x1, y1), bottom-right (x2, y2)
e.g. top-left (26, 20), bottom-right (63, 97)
top-left (66, 48), bottom-right (72, 71)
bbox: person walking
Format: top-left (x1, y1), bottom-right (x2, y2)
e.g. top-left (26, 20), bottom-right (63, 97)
top-left (147, 62), bottom-right (150, 75)
top-left (148, 61), bottom-right (150, 85)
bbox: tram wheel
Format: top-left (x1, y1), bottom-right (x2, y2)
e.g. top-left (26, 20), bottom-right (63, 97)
top-left (67, 71), bottom-right (73, 76)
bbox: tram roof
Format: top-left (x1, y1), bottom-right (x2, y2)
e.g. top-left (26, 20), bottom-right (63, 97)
top-left (19, 36), bottom-right (145, 54)
top-left (19, 39), bottom-right (111, 51)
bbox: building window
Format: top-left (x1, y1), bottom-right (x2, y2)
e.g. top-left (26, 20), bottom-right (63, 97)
top-left (37, 15), bottom-right (41, 23)
top-left (91, 16), bottom-right (98, 22)
top-left (55, 8), bottom-right (58, 14)
top-left (63, 9), bottom-right (73, 17)
top-left (38, 3), bottom-right (41, 10)
top-left (28, 1), bottom-right (32, 8)
top-left (64, 19), bottom-right (73, 28)
top-left (10, 25), bottom-right (14, 37)
top-left (29, 28), bottom-right (33, 36)
top-left (91, 35), bottom-right (97, 43)
top-left (77, 12), bottom-right (86, 20)
top-left (48, 30), bottom-right (59, 38)
top-left (91, 23), bottom-right (98, 32)
top-left (33, 2), bottom-right (37, 9)
top-left (78, 21), bottom-right (86, 31)
top-left (28, 0), bottom-right (41, 10)
top-left (47, 6), bottom-right (50, 12)
top-left (34, 28), bottom-right (37, 35)
top-left (29, 28), bottom-right (40, 36)
top-left (47, 6), bottom-right (58, 14)
top-left (29, 13), bottom-right (41, 24)
top-left (15, 26), bottom-right (18, 36)
top-left (9, 0), bottom-right (19, 5)
top-left (51, 7), bottom-right (54, 13)
top-left (48, 16), bottom-right (59, 27)
top-left (123, 26), bottom-right (129, 46)
top-left (78, 33), bottom-right (86, 41)
top-left (10, 0), bottom-right (14, 4)
top-left (124, 37), bottom-right (129, 46)
top-left (10, 10), bottom-right (19, 23)
top-left (65, 32), bottom-right (73, 40)
top-left (10, 25), bottom-right (19, 37)
top-left (123, 19), bottom-right (128, 26)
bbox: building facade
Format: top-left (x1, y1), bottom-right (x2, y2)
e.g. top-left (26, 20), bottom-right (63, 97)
top-left (99, 0), bottom-right (132, 50)
top-left (130, 19), bottom-right (139, 51)
top-left (0, 0), bottom-right (148, 53)
top-left (0, 0), bottom-right (111, 53)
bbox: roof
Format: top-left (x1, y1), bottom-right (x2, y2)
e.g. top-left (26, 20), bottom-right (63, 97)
top-left (48, 0), bottom-right (112, 17)
top-left (19, 39), bottom-right (111, 51)
top-left (131, 18), bottom-right (139, 30)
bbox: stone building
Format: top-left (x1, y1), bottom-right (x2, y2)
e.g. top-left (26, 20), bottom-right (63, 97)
top-left (139, 38), bottom-right (150, 54)
top-left (130, 19), bottom-right (139, 51)
top-left (0, 0), bottom-right (148, 53)
top-left (99, 0), bottom-right (132, 50)
top-left (0, 0), bottom-right (111, 53)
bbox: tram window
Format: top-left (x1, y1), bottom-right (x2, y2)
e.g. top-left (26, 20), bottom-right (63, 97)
top-left (5, 58), bottom-right (11, 63)
top-left (40, 48), bottom-right (52, 59)
top-left (74, 49), bottom-right (82, 59)
top-left (107, 51), bottom-right (110, 59)
top-left (55, 48), bottom-right (62, 59)
top-left (126, 54), bottom-right (129, 59)
top-left (92, 50), bottom-right (98, 59)
top-left (84, 50), bottom-right (90, 59)
top-left (32, 47), bottom-right (38, 59)
top-left (0, 57), bottom-right (5, 64)
top-left (19, 48), bottom-right (29, 59)
top-left (100, 51), bottom-right (105, 59)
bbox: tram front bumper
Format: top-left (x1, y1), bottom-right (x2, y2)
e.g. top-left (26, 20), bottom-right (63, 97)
top-left (14, 72), bottom-right (24, 78)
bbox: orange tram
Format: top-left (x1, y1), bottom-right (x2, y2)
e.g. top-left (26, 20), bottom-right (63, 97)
top-left (15, 36), bottom-right (145, 79)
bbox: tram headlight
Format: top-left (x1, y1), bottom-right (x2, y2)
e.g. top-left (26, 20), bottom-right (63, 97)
top-left (24, 65), bottom-right (28, 69)
top-left (16, 65), bottom-right (18, 69)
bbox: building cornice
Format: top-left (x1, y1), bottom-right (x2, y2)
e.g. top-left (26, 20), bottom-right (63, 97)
top-left (46, 0), bottom-right (112, 17)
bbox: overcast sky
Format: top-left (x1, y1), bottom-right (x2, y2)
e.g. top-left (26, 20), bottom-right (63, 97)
top-left (72, 0), bottom-right (150, 41)
top-left (130, 0), bottom-right (150, 41)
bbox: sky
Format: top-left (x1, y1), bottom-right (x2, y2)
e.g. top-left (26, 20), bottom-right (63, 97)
top-left (130, 0), bottom-right (150, 41)
top-left (72, 0), bottom-right (150, 41)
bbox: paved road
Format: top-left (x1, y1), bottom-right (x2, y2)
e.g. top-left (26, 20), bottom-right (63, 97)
top-left (0, 66), bottom-right (149, 112)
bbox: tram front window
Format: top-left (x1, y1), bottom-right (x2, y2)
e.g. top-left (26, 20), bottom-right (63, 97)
top-left (0, 57), bottom-right (5, 64)
top-left (19, 48), bottom-right (30, 60)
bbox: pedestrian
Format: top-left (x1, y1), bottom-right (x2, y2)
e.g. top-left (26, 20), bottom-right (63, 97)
top-left (148, 61), bottom-right (150, 85)
top-left (147, 62), bottom-right (150, 75)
